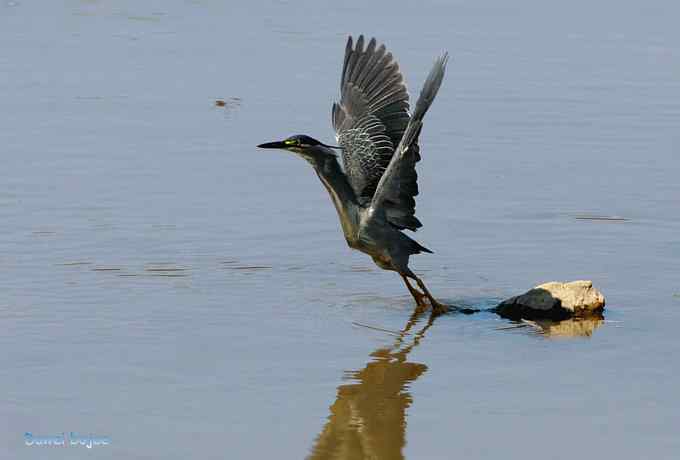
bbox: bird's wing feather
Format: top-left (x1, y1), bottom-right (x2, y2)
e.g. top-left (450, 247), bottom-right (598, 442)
top-left (370, 54), bottom-right (448, 227)
top-left (332, 36), bottom-right (414, 226)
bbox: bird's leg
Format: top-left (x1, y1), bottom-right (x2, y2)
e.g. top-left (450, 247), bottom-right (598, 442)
top-left (401, 274), bottom-right (428, 313)
top-left (413, 276), bottom-right (449, 315)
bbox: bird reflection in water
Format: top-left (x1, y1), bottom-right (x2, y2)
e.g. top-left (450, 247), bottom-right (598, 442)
top-left (308, 310), bottom-right (438, 460)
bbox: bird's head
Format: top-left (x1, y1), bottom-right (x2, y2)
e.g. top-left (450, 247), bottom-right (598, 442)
top-left (257, 134), bottom-right (341, 161)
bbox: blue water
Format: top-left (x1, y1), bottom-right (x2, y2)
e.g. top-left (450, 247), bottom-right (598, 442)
top-left (2, 1), bottom-right (679, 459)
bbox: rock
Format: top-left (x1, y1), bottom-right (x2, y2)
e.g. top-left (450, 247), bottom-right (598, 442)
top-left (495, 280), bottom-right (605, 320)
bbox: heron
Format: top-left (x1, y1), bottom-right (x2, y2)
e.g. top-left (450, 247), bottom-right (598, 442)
top-left (258, 35), bottom-right (449, 314)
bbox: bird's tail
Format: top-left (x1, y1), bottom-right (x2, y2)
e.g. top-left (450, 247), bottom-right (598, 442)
top-left (405, 234), bottom-right (433, 255)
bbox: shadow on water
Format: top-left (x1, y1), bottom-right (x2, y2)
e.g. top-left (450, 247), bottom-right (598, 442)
top-left (308, 310), bottom-right (437, 460)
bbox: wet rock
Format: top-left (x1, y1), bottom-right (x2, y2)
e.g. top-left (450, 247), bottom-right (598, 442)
top-left (495, 280), bottom-right (605, 320)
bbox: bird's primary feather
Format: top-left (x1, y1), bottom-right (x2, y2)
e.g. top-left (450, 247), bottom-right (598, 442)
top-left (332, 36), bottom-right (421, 231)
top-left (371, 53), bottom-right (449, 225)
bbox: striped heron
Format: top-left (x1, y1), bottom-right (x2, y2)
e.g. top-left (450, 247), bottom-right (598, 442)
top-left (258, 35), bottom-right (449, 314)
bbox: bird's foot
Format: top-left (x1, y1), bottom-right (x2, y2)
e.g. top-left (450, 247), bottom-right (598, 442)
top-left (414, 303), bottom-right (429, 315)
top-left (414, 293), bottom-right (449, 315)
top-left (413, 294), bottom-right (430, 315)
top-left (412, 277), bottom-right (449, 315)
top-left (429, 300), bottom-right (450, 316)
top-left (402, 274), bottom-right (449, 315)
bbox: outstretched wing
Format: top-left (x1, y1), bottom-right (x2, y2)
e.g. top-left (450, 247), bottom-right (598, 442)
top-left (370, 54), bottom-right (449, 227)
top-left (332, 36), bottom-right (421, 230)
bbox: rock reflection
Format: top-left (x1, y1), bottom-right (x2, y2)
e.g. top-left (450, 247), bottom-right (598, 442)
top-left (309, 311), bottom-right (437, 460)
top-left (503, 313), bottom-right (606, 337)
top-left (530, 314), bottom-right (605, 337)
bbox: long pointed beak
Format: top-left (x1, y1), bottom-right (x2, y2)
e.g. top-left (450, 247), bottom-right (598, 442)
top-left (257, 141), bottom-right (287, 149)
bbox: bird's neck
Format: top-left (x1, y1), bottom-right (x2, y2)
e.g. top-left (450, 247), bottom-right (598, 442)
top-left (309, 151), bottom-right (360, 242)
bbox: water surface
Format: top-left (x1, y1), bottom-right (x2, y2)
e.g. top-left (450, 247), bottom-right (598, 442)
top-left (2, 1), bottom-right (679, 459)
